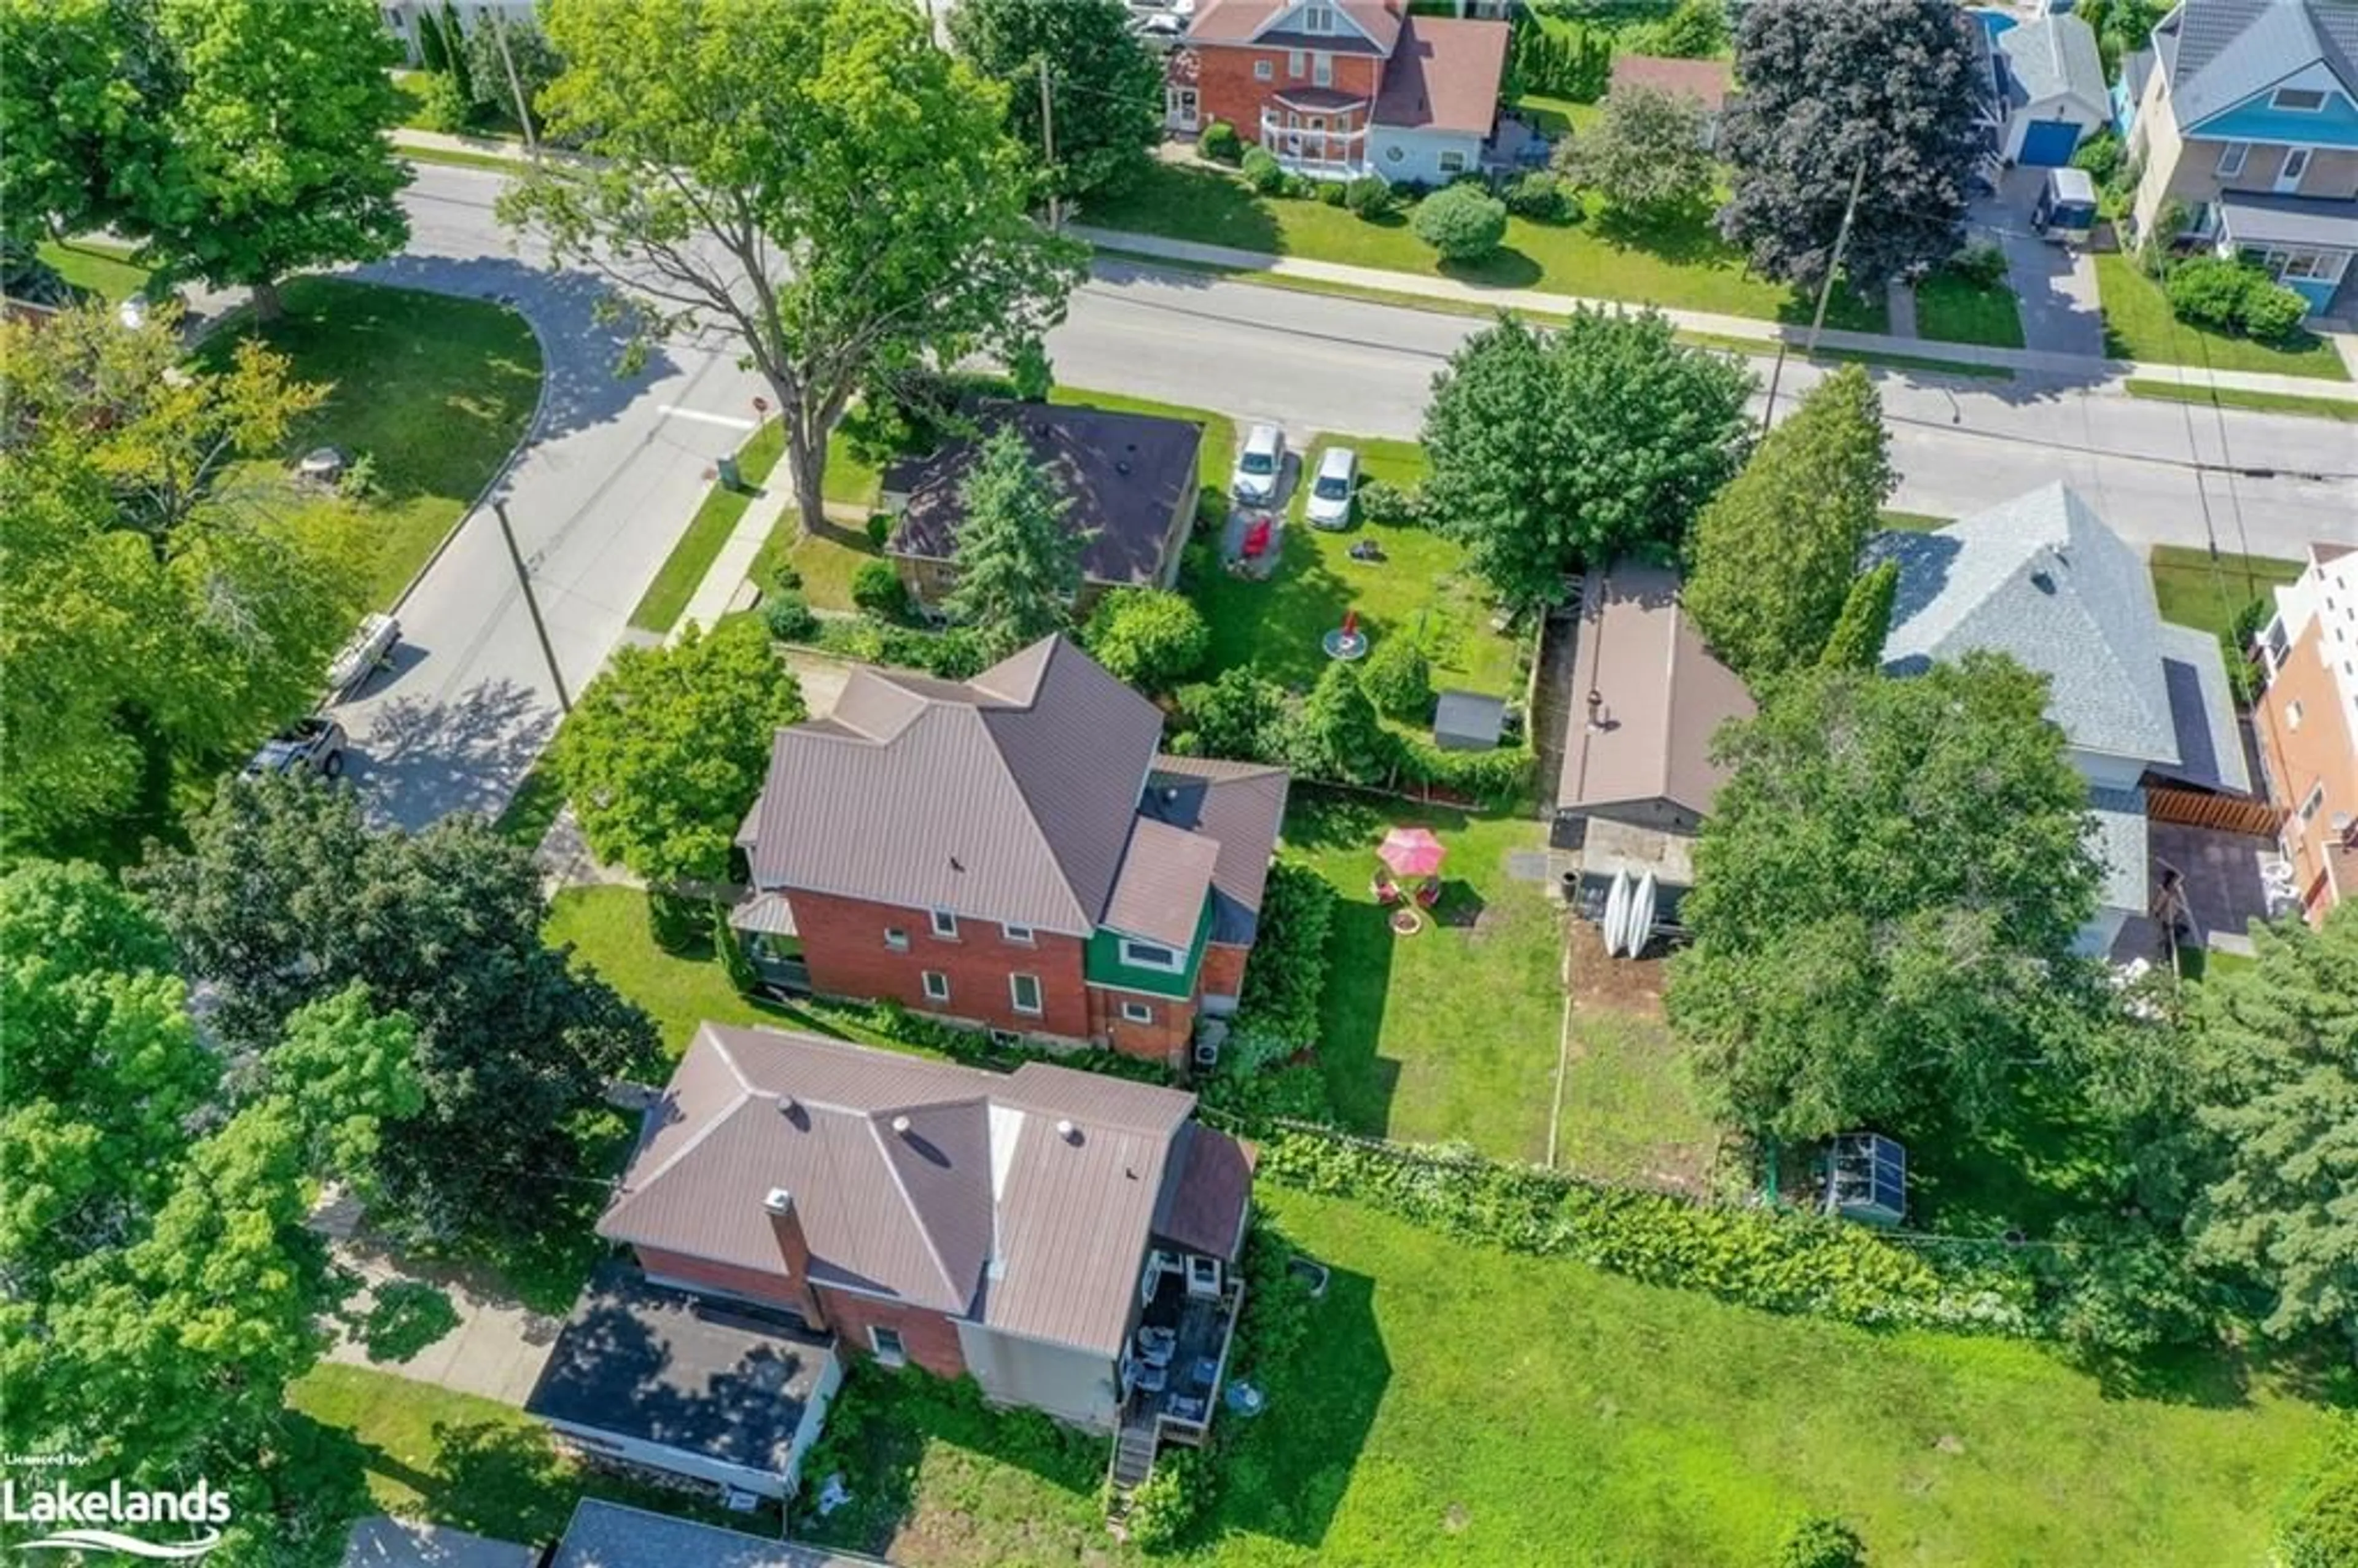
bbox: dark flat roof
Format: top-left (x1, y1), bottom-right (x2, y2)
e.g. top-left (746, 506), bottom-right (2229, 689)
top-left (551, 1500), bottom-right (885, 1568)
top-left (525, 1267), bottom-right (834, 1475)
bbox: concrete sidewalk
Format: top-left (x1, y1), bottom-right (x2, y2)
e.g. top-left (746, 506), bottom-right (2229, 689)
top-left (1073, 224), bottom-right (2358, 400)
top-left (671, 478), bottom-right (794, 643)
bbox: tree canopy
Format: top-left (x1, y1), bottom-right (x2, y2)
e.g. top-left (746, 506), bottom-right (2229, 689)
top-left (1665, 654), bottom-right (2104, 1141)
top-left (0, 0), bottom-right (182, 243)
top-left (1817, 559), bottom-right (1899, 672)
top-left (556, 616), bottom-right (807, 887)
top-left (1717, 0), bottom-right (1986, 294)
top-left (1560, 83), bottom-right (1715, 221)
top-left (944, 423), bottom-right (1084, 653)
top-left (1420, 309), bottom-right (1753, 610)
top-left (1082, 586), bottom-right (1208, 693)
top-left (949, 0), bottom-right (1163, 201)
top-left (1683, 363), bottom-right (1894, 682)
top-left (500, 0), bottom-right (1084, 538)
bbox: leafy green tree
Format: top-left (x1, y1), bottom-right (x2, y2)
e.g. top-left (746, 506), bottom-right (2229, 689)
top-left (2278, 1416), bottom-right (2358, 1568)
top-left (1177, 667), bottom-right (1286, 761)
top-left (1632, 0), bottom-right (1729, 59)
top-left (460, 11), bottom-right (562, 128)
top-left (1361, 633), bottom-right (1433, 721)
top-left (0, 0), bottom-right (183, 244)
top-left (1684, 364), bottom-right (1894, 681)
top-left (949, 0), bottom-right (1162, 201)
top-left (2184, 908), bottom-right (2358, 1353)
top-left (1719, 0), bottom-right (1986, 295)
top-left (1412, 184), bottom-right (1509, 262)
top-left (1082, 587), bottom-right (1208, 692)
top-left (501, 0), bottom-right (1085, 538)
top-left (1817, 560), bottom-right (1899, 672)
top-left (134, 777), bottom-right (658, 1240)
top-left (141, 0), bottom-right (410, 318)
top-left (1286, 661), bottom-right (1389, 784)
top-left (944, 424), bottom-right (1084, 653)
top-left (1422, 309), bottom-right (1753, 610)
top-left (1562, 84), bottom-right (1714, 220)
top-left (1665, 655), bottom-right (2103, 1142)
top-left (556, 616), bottom-right (807, 887)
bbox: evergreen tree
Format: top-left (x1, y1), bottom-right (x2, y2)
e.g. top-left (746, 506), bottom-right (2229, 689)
top-left (1818, 561), bottom-right (1899, 672)
top-left (943, 424), bottom-right (1084, 654)
top-left (949, 0), bottom-right (1163, 201)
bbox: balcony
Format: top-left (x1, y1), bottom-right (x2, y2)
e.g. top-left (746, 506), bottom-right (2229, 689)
top-left (1257, 110), bottom-right (1370, 180)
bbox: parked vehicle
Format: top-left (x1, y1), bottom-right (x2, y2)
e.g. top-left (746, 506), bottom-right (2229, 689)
top-left (243, 716), bottom-right (348, 780)
top-left (329, 613), bottom-right (400, 697)
top-left (1305, 446), bottom-right (1358, 529)
top-left (2033, 166), bottom-right (2098, 245)
top-left (1232, 424), bottom-right (1286, 506)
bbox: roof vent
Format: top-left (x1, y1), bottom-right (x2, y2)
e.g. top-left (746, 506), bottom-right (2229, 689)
top-left (2029, 569), bottom-right (2056, 595)
top-left (891, 1114), bottom-right (913, 1136)
top-left (1057, 1118), bottom-right (1080, 1144)
top-left (763, 1187), bottom-right (794, 1214)
top-left (1585, 688), bottom-right (1606, 733)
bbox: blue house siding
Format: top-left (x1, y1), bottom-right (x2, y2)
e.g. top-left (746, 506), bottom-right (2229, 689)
top-left (2190, 90), bottom-right (2358, 149)
top-left (2284, 274), bottom-right (2341, 313)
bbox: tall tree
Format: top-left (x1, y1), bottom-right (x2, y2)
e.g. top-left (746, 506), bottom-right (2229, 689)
top-left (141, 0), bottom-right (410, 318)
top-left (949, 0), bottom-right (1163, 202)
top-left (943, 423), bottom-right (1084, 653)
top-left (1665, 654), bottom-right (2103, 1141)
top-left (460, 12), bottom-right (564, 128)
top-left (1287, 661), bottom-right (1388, 785)
top-left (0, 0), bottom-right (184, 243)
top-left (1684, 363), bottom-right (1894, 681)
top-left (1816, 559), bottom-right (1899, 672)
top-left (500, 0), bottom-right (1084, 539)
top-left (556, 616), bottom-right (807, 887)
top-left (1718, 0), bottom-right (1986, 295)
top-left (2184, 908), bottom-right (2358, 1354)
top-left (1421, 309), bottom-right (1753, 611)
top-left (133, 777), bottom-right (658, 1240)
top-left (1560, 83), bottom-right (1715, 220)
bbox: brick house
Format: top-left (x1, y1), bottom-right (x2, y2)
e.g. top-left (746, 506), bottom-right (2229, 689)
top-left (730, 635), bottom-right (1289, 1068)
top-left (2252, 541), bottom-right (2358, 923)
top-left (602, 1024), bottom-right (1256, 1463)
top-left (1167, 0), bottom-right (1510, 185)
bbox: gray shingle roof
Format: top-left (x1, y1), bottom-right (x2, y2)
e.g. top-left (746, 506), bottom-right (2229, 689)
top-left (2217, 191), bottom-right (2358, 247)
top-left (551, 1501), bottom-right (885, 1568)
top-left (1997, 13), bottom-right (2108, 110)
top-left (2159, 0), bottom-right (2358, 128)
top-left (1872, 485), bottom-right (2182, 769)
top-left (2086, 785), bottom-right (2153, 915)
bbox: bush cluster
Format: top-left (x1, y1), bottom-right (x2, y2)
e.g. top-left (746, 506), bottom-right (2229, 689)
top-left (1352, 476), bottom-right (1425, 527)
top-left (763, 591), bottom-right (818, 643)
top-left (850, 558), bottom-right (912, 619)
top-left (1344, 175), bottom-right (1395, 219)
top-left (1123, 1445), bottom-right (1213, 1554)
top-left (1240, 146), bottom-right (1286, 195)
top-left (1412, 183), bottom-right (1509, 263)
top-left (1197, 120), bottom-right (1242, 163)
top-left (1232, 861), bottom-right (1336, 1047)
top-left (855, 998), bottom-right (1175, 1084)
top-left (1361, 635), bottom-right (1433, 722)
top-left (2166, 255), bottom-right (2310, 343)
top-left (1081, 588), bottom-right (1209, 694)
top-left (1392, 732), bottom-right (1534, 810)
top-left (1945, 239), bottom-right (2009, 290)
top-left (800, 618), bottom-right (994, 681)
top-left (2278, 1415), bottom-right (2358, 1568)
top-left (1504, 170), bottom-right (1576, 223)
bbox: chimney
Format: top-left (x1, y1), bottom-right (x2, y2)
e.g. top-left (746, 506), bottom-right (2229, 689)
top-left (761, 1187), bottom-right (828, 1330)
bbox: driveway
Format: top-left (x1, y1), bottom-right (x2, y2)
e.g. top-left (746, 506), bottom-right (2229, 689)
top-left (326, 1236), bottom-right (567, 1406)
top-left (1972, 166), bottom-right (2107, 359)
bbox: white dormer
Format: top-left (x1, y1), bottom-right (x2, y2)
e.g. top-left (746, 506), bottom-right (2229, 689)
top-left (1253, 0), bottom-right (1378, 48)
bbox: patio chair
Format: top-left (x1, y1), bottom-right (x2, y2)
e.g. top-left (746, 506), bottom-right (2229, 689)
top-left (1137, 1325), bottom-right (1178, 1367)
top-left (1240, 516), bottom-right (1273, 561)
top-left (1414, 876), bottom-right (1442, 909)
top-left (1371, 872), bottom-right (1402, 905)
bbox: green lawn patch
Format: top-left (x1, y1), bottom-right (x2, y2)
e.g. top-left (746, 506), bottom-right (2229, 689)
top-left (628, 420), bottom-right (785, 633)
top-left (1878, 510), bottom-right (1951, 532)
top-left (1283, 794), bottom-right (1565, 1162)
top-left (200, 277), bottom-right (542, 608)
top-left (1554, 1003), bottom-right (1721, 1194)
top-left (2148, 544), bottom-right (2303, 643)
top-left (492, 759), bottom-right (567, 852)
top-left (391, 69), bottom-right (437, 131)
top-left (1508, 92), bottom-right (1602, 139)
top-left (2124, 378), bottom-right (2358, 422)
top-left (1678, 328), bottom-right (2014, 382)
top-left (1914, 271), bottom-right (2027, 349)
top-left (36, 238), bottom-right (154, 303)
top-left (399, 144), bottom-right (529, 174)
top-left (1085, 161), bottom-right (1888, 332)
top-left (2095, 254), bottom-right (2350, 381)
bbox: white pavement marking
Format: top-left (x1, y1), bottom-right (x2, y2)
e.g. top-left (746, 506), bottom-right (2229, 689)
top-left (660, 403), bottom-right (759, 430)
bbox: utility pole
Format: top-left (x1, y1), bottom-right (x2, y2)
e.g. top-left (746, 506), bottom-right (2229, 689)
top-left (489, 9), bottom-right (539, 157)
top-left (1038, 56), bottom-right (1060, 230)
top-left (1759, 153), bottom-right (1869, 434)
top-left (494, 501), bottom-right (571, 715)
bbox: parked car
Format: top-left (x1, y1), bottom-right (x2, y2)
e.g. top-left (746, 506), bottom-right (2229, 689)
top-left (1232, 424), bottom-right (1286, 506)
top-left (1305, 446), bottom-right (1358, 529)
top-left (244, 716), bottom-right (348, 780)
top-left (329, 612), bottom-right (400, 697)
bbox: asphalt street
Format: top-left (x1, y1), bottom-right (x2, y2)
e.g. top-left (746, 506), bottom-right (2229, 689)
top-left (330, 163), bottom-right (2355, 829)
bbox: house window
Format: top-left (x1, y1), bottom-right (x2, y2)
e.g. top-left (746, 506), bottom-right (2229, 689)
top-left (1002, 922), bottom-right (1035, 945)
top-left (870, 1325), bottom-right (907, 1366)
top-left (922, 970), bottom-right (950, 1003)
top-left (1438, 149), bottom-right (1468, 174)
top-left (1288, 48), bottom-right (1305, 78)
top-left (930, 908), bottom-right (958, 939)
top-left (1121, 999), bottom-right (1155, 1025)
top-left (2289, 699), bottom-right (2305, 731)
top-left (1254, 58), bottom-right (1273, 82)
top-left (1313, 51), bottom-right (1333, 87)
top-left (2216, 141), bottom-right (2250, 177)
top-left (1010, 973), bottom-right (1043, 1015)
top-left (2272, 87), bottom-right (2327, 111)
top-left (1302, 4), bottom-right (1333, 31)
top-left (885, 928), bottom-right (910, 952)
top-left (2300, 782), bottom-right (2327, 823)
top-left (1119, 937), bottom-right (1184, 972)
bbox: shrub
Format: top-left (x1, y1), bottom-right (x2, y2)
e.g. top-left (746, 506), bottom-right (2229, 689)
top-left (764, 556), bottom-right (804, 596)
top-left (1233, 861), bottom-right (1336, 1047)
top-left (1082, 588), bottom-right (1209, 693)
top-left (2165, 254), bottom-right (2252, 331)
top-left (863, 511), bottom-right (892, 548)
top-left (1197, 119), bottom-right (1242, 163)
top-left (1354, 477), bottom-right (1424, 527)
top-left (763, 591), bottom-right (819, 643)
top-left (1240, 146), bottom-right (1286, 195)
top-left (2239, 278), bottom-right (2309, 343)
top-left (850, 559), bottom-right (911, 619)
top-left (417, 70), bottom-right (474, 133)
top-left (1392, 734), bottom-right (1535, 810)
top-left (1280, 173), bottom-right (1317, 200)
top-left (1175, 667), bottom-right (1288, 762)
top-left (1361, 635), bottom-right (1434, 721)
top-left (2070, 128), bottom-right (2123, 186)
top-left (1344, 175), bottom-right (1395, 219)
top-left (1945, 239), bottom-right (2009, 290)
top-left (1774, 1515), bottom-right (1869, 1568)
top-left (1198, 1058), bottom-right (1333, 1128)
top-left (1412, 183), bottom-right (1509, 262)
top-left (2279, 1416), bottom-right (2358, 1568)
top-left (1123, 1445), bottom-right (1211, 1553)
top-left (1504, 170), bottom-right (1575, 223)
top-left (1316, 178), bottom-right (1347, 206)
top-left (1008, 337), bottom-right (1053, 402)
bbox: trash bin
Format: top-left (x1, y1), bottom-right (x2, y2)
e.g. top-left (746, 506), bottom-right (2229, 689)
top-left (717, 455), bottom-right (742, 491)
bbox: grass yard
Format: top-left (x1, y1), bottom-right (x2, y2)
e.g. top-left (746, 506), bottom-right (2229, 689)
top-left (1878, 510), bottom-right (1952, 532)
top-left (200, 278), bottom-right (542, 608)
top-left (1913, 270), bottom-right (2027, 349)
top-left (37, 237), bottom-right (155, 303)
top-left (2149, 544), bottom-right (2303, 643)
top-left (1197, 436), bottom-right (1522, 699)
top-left (1283, 794), bottom-right (1566, 1162)
top-left (2125, 377), bottom-right (2358, 422)
top-left (629, 420), bottom-right (785, 632)
top-left (1554, 926), bottom-right (1721, 1194)
top-left (1678, 328), bottom-right (2014, 382)
top-left (1507, 92), bottom-right (1603, 139)
top-left (1086, 162), bottom-right (1888, 333)
top-left (2095, 253), bottom-right (2350, 381)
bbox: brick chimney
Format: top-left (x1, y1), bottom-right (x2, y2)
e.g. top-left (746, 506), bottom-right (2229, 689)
top-left (763, 1187), bottom-right (828, 1330)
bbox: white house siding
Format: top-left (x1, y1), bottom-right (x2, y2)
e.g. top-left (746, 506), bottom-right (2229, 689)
top-left (955, 1321), bottom-right (1121, 1431)
top-left (1368, 125), bottom-right (1489, 187)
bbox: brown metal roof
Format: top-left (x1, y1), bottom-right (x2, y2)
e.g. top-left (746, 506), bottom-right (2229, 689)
top-left (1608, 53), bottom-right (1735, 111)
top-left (1187, 0), bottom-right (1401, 53)
top-left (1372, 16), bottom-right (1510, 135)
top-left (745, 636), bottom-right (1165, 935)
top-left (1103, 818), bottom-right (1223, 949)
top-left (1555, 563), bottom-right (1756, 821)
top-left (1152, 1124), bottom-right (1256, 1261)
top-left (1142, 756), bottom-right (1290, 944)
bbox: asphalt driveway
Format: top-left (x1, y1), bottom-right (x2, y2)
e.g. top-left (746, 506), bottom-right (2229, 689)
top-left (1972, 166), bottom-right (2107, 359)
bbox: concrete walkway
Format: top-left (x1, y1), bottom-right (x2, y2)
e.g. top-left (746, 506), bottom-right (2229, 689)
top-left (1073, 224), bottom-right (2358, 400)
top-left (325, 1238), bottom-right (566, 1406)
top-left (671, 477), bottom-right (795, 643)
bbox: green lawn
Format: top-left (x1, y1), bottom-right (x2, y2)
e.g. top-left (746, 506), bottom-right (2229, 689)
top-left (1283, 794), bottom-right (1565, 1162)
top-left (1086, 162), bottom-right (1888, 332)
top-left (2125, 377), bottom-right (2358, 422)
top-left (391, 69), bottom-right (437, 131)
top-left (1678, 328), bottom-right (2015, 382)
top-left (1553, 1001), bottom-right (1721, 1195)
top-left (1196, 437), bottom-right (1520, 700)
top-left (2095, 254), bottom-right (2351, 381)
top-left (2148, 545), bottom-right (2303, 643)
top-left (36, 237), bottom-right (154, 303)
top-left (629, 420), bottom-right (785, 632)
top-left (1914, 271), bottom-right (2027, 349)
top-left (1508, 92), bottom-right (1602, 139)
top-left (1878, 510), bottom-right (1952, 532)
top-left (200, 278), bottom-right (542, 607)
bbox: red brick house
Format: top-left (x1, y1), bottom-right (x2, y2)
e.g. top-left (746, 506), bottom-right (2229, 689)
top-left (730, 635), bottom-right (1289, 1068)
top-left (602, 1024), bottom-right (1256, 1461)
top-left (1167, 0), bottom-right (1510, 184)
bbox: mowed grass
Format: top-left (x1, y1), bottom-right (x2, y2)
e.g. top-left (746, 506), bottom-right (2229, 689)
top-left (1284, 794), bottom-right (1565, 1162)
top-left (1554, 1004), bottom-right (1721, 1195)
top-left (629, 419), bottom-right (785, 632)
top-left (37, 238), bottom-right (154, 303)
top-left (1913, 270), bottom-right (2026, 349)
top-left (200, 277), bottom-right (542, 607)
top-left (1086, 162), bottom-right (1888, 332)
top-left (2148, 544), bottom-right (2303, 642)
top-left (2125, 377), bottom-right (2358, 422)
top-left (2094, 253), bottom-right (2350, 381)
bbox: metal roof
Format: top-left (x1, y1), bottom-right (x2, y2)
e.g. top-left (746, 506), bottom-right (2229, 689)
top-left (551, 1502), bottom-right (887, 1568)
top-left (2216, 191), bottom-right (2358, 248)
top-left (1103, 817), bottom-right (1223, 950)
top-left (1372, 16), bottom-right (1511, 136)
top-left (1139, 756), bottom-right (1290, 946)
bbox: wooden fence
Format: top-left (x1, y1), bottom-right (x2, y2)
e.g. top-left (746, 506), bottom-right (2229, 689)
top-left (2144, 783), bottom-right (2280, 839)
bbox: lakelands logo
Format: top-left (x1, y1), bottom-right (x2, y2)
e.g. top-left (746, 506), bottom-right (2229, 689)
top-left (3, 1477), bottom-right (231, 1559)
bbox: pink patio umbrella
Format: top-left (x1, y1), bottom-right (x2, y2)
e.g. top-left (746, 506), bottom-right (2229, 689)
top-left (1376, 826), bottom-right (1446, 880)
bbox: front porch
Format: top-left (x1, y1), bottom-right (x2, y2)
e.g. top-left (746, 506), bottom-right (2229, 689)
top-left (1258, 108), bottom-right (1373, 181)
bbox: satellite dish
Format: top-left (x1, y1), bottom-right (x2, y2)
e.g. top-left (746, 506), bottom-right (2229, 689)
top-left (1602, 871), bottom-right (1632, 958)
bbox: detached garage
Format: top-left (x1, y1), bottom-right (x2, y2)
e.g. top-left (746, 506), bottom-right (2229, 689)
top-left (1994, 13), bottom-right (2109, 166)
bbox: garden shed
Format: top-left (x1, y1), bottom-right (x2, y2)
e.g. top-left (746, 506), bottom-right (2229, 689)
top-left (1822, 1133), bottom-right (1907, 1227)
top-left (1433, 689), bottom-right (1506, 751)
